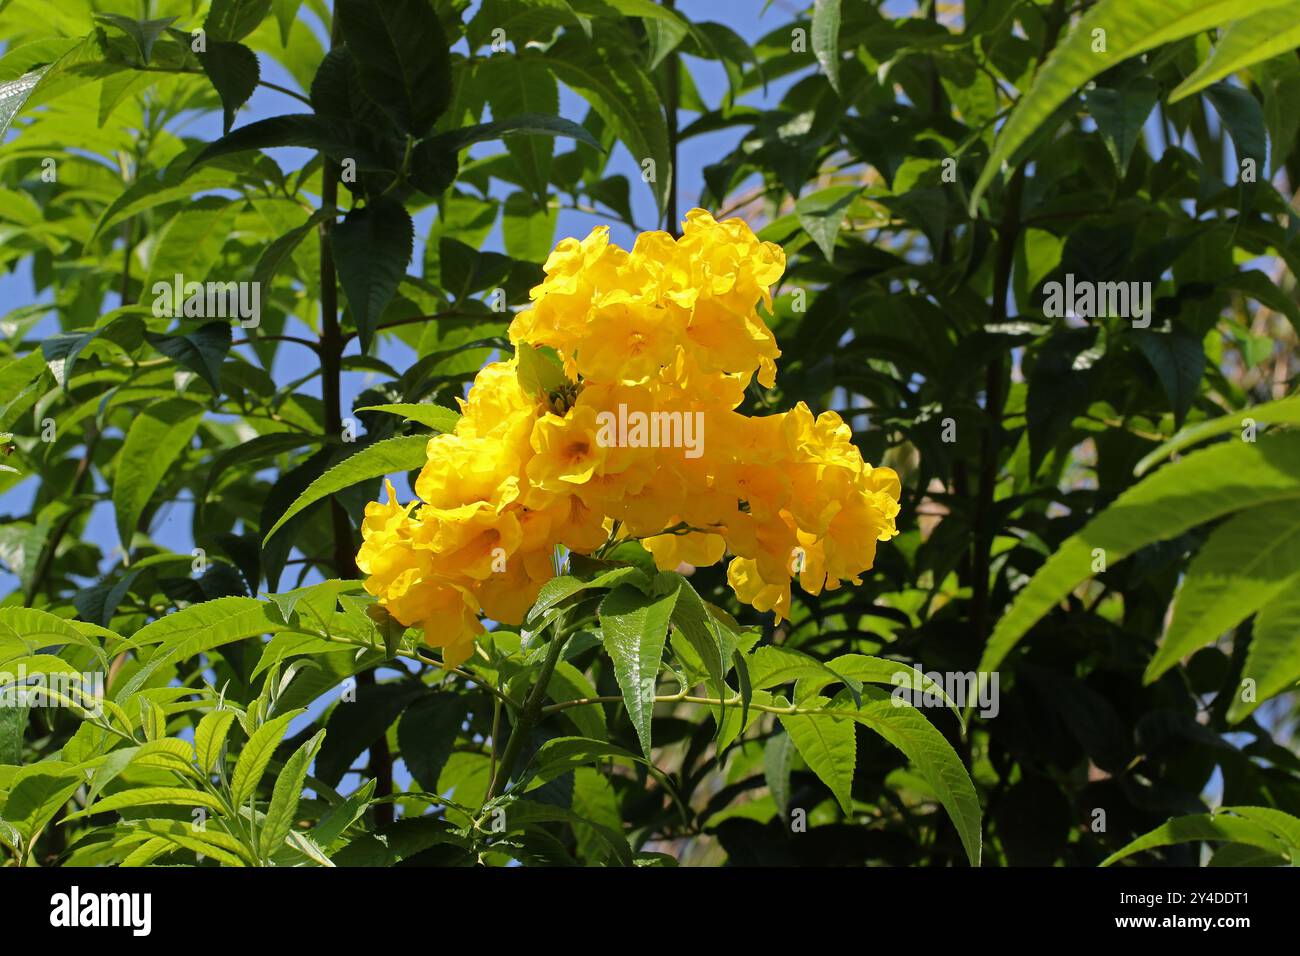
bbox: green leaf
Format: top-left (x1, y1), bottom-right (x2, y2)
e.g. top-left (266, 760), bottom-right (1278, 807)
top-left (444, 112), bottom-right (605, 154)
top-left (41, 314), bottom-right (146, 389)
top-left (1203, 81), bottom-right (1268, 168)
top-left (261, 728), bottom-right (324, 856)
top-left (502, 191), bottom-right (558, 262)
top-left (206, 0), bottom-right (273, 42)
top-left (0, 701), bottom-right (25, 765)
top-left (970, 0), bottom-right (1296, 211)
top-left (332, 197), bottom-right (414, 352)
top-left (190, 114), bottom-right (356, 169)
top-left (813, 654), bottom-right (964, 728)
top-left (315, 681), bottom-right (424, 786)
top-left (230, 710), bottom-right (302, 808)
top-left (795, 185), bottom-right (858, 262)
top-left (0, 71), bottom-right (43, 140)
top-left (1085, 77), bottom-right (1158, 170)
top-left (779, 699), bottom-right (856, 813)
top-left (94, 14), bottom-right (176, 64)
top-left (112, 398), bottom-right (205, 550)
top-left (1131, 329), bottom-right (1204, 427)
top-left (1100, 810), bottom-right (1292, 866)
top-left (811, 0), bottom-right (842, 94)
top-left (335, 0), bottom-right (452, 137)
top-left (526, 565), bottom-right (651, 625)
top-left (764, 729), bottom-right (795, 820)
top-left (271, 0), bottom-right (302, 45)
top-left (1226, 805), bottom-right (1300, 850)
top-left (1230, 577), bottom-right (1300, 721)
top-left (398, 693), bottom-right (466, 792)
top-left (1135, 393), bottom-right (1300, 474)
top-left (515, 342), bottom-right (571, 398)
top-left (309, 778), bottom-right (375, 850)
top-left (354, 402), bottom-right (460, 433)
top-left (2, 764), bottom-right (80, 836)
top-left (252, 209), bottom-right (333, 291)
top-left (1172, 10), bottom-right (1300, 101)
top-left (547, 661), bottom-right (607, 740)
top-left (833, 694), bottom-right (983, 866)
top-left (749, 645), bottom-right (862, 708)
top-left (195, 709), bottom-right (238, 775)
top-left (537, 38), bottom-right (670, 215)
top-left (482, 56), bottom-right (560, 201)
top-left (196, 40), bottom-right (260, 133)
top-left (261, 434), bottom-right (429, 545)
top-left (597, 584), bottom-right (680, 758)
top-left (983, 431), bottom-right (1300, 675)
top-left (66, 787), bottom-right (226, 820)
top-left (1147, 500), bottom-right (1300, 682)
top-left (125, 818), bottom-right (254, 866)
top-left (661, 571), bottom-right (729, 707)
top-left (145, 322), bottom-right (231, 393)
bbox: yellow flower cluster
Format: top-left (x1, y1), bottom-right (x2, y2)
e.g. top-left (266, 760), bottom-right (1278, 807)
top-left (357, 209), bottom-right (901, 667)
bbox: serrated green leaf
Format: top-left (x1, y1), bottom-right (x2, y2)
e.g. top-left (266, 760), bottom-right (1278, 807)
top-left (780, 699), bottom-right (855, 813)
top-left (261, 728), bottom-right (324, 857)
top-left (1100, 810), bottom-right (1292, 866)
top-left (971, 0), bottom-right (1296, 211)
top-left (354, 403), bottom-right (460, 433)
top-left (1171, 8), bottom-right (1300, 102)
top-left (230, 709), bottom-right (302, 807)
top-left (195, 709), bottom-right (238, 775)
top-left (597, 585), bottom-right (679, 759)
top-left (262, 435), bottom-right (428, 545)
top-left (332, 197), bottom-right (414, 352)
top-left (1148, 500), bottom-right (1300, 683)
top-left (112, 398), bottom-right (204, 550)
top-left (984, 432), bottom-right (1300, 676)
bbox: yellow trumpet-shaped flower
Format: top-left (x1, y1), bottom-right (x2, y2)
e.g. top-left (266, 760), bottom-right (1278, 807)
top-left (358, 210), bottom-right (901, 664)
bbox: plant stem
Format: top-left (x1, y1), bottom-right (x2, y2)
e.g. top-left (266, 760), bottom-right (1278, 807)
top-left (486, 623), bottom-right (571, 799)
top-left (663, 0), bottom-right (679, 235)
top-left (311, 10), bottom-right (395, 828)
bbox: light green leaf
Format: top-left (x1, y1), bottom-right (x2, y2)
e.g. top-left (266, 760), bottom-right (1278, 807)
top-left (230, 709), bottom-right (302, 808)
top-left (1148, 500), bottom-right (1300, 683)
top-left (1135, 394), bottom-right (1300, 475)
top-left (1171, 8), bottom-right (1300, 102)
top-left (261, 728), bottom-right (324, 857)
top-left (811, 0), bottom-right (842, 94)
top-left (1100, 810), bottom-right (1292, 866)
top-left (2, 764), bottom-right (80, 836)
top-left (65, 786), bottom-right (225, 820)
top-left (0, 71), bottom-right (42, 140)
top-left (833, 693), bottom-right (982, 866)
top-left (1231, 584), bottom-right (1300, 721)
top-left (112, 398), bottom-right (204, 550)
top-left (779, 698), bottom-right (855, 813)
top-left (983, 432), bottom-right (1300, 675)
top-left (195, 710), bottom-right (238, 775)
top-left (354, 403), bottom-right (460, 433)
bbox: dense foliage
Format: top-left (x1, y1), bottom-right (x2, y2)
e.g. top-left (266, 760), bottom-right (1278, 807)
top-left (2, 0), bottom-right (1299, 868)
